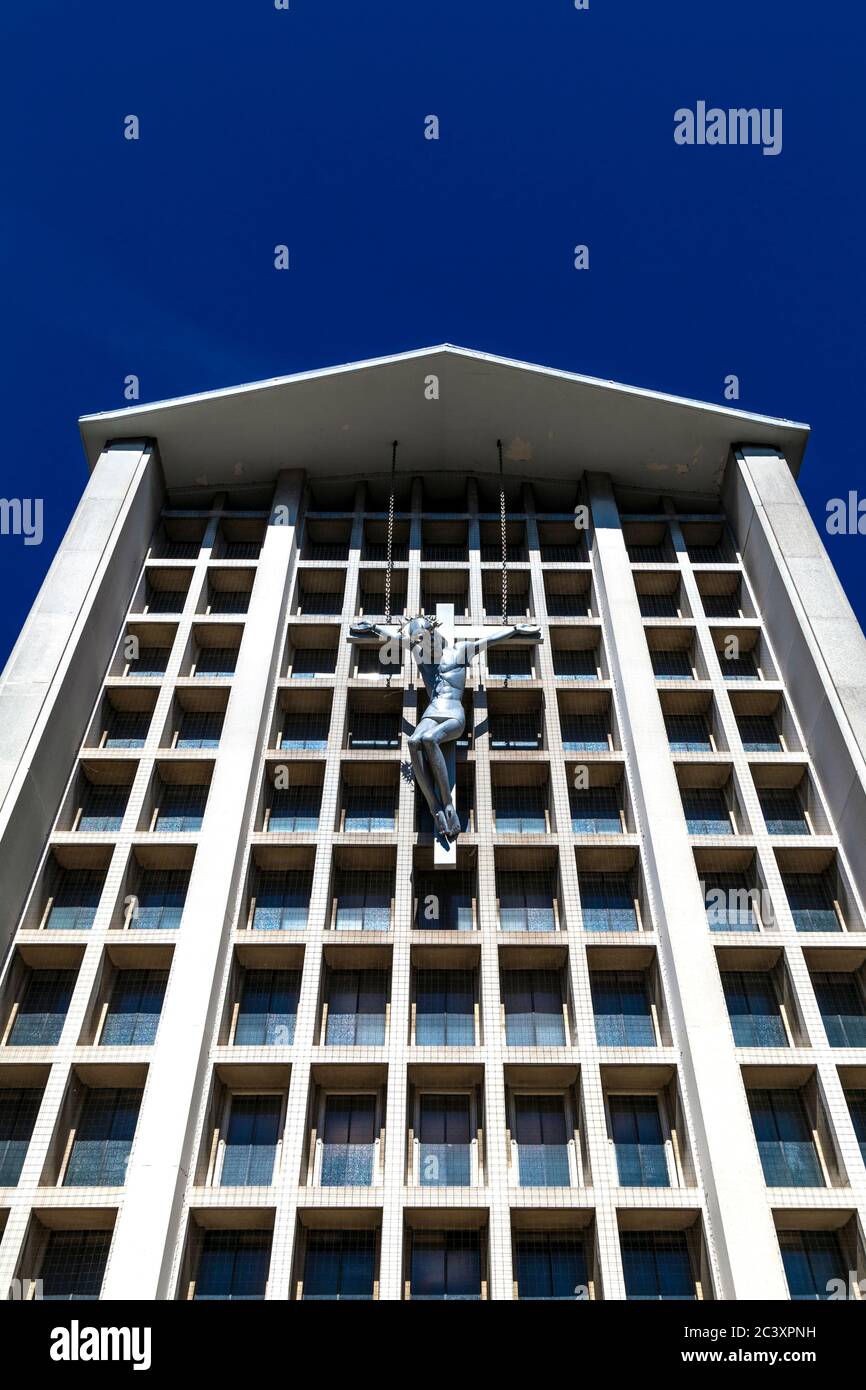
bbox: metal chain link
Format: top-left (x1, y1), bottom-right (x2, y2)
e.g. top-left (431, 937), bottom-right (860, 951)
top-left (384, 441), bottom-right (397, 624)
top-left (497, 439), bottom-right (508, 624)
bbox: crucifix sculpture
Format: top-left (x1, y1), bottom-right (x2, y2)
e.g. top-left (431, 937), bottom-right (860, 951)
top-left (349, 604), bottom-right (542, 865)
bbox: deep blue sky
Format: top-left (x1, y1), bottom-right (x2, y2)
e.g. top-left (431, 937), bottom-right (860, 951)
top-left (1, 0), bottom-right (863, 664)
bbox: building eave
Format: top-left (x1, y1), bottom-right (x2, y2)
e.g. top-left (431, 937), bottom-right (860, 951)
top-left (78, 344), bottom-right (810, 496)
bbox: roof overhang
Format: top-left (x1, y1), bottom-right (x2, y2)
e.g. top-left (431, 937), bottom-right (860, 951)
top-left (78, 345), bottom-right (809, 496)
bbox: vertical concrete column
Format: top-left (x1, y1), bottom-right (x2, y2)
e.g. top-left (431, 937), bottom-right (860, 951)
top-left (469, 478), bottom-right (511, 1299)
top-left (522, 485), bottom-right (624, 1296)
top-left (0, 442), bottom-right (162, 956)
top-left (586, 472), bottom-right (788, 1300)
top-left (101, 471), bottom-right (305, 1300)
top-left (266, 480), bottom-right (363, 1298)
top-left (377, 479), bottom-right (419, 1299)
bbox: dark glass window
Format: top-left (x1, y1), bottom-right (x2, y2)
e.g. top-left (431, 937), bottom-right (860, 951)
top-left (133, 868), bottom-right (190, 929)
top-left (410, 1229), bottom-right (482, 1300)
top-left (235, 969), bottom-right (300, 1046)
top-left (502, 969), bottom-right (565, 1046)
top-left (9, 969), bottom-right (76, 1045)
top-left (325, 969), bottom-right (387, 1045)
top-left (333, 871), bottom-right (392, 931)
top-left (320, 1094), bottom-right (376, 1186)
top-left (579, 872), bottom-right (638, 932)
top-left (720, 971), bottom-right (787, 1047)
top-left (514, 1094), bottom-right (571, 1187)
top-left (610, 1095), bottom-right (669, 1187)
top-left (779, 1231), bottom-right (849, 1300)
top-left (812, 972), bottom-right (866, 1046)
top-left (46, 868), bottom-right (106, 930)
top-left (759, 787), bottom-right (808, 836)
top-left (514, 1232), bottom-right (588, 1300)
top-left (621, 1231), bottom-right (695, 1300)
top-left (748, 1089), bottom-right (823, 1187)
top-left (0, 1088), bottom-right (41, 1184)
top-left (251, 868), bottom-right (312, 930)
top-left (101, 969), bottom-right (168, 1046)
top-left (220, 1095), bottom-right (281, 1187)
top-left (63, 1088), bottom-right (142, 1186)
top-left (40, 1231), bottom-right (111, 1300)
top-left (302, 1230), bottom-right (376, 1300)
top-left (498, 869), bottom-right (557, 932)
top-left (194, 1230), bottom-right (271, 1300)
top-left (782, 873), bottom-right (839, 932)
top-left (590, 970), bottom-right (655, 1046)
top-left (415, 970), bottom-right (474, 1046)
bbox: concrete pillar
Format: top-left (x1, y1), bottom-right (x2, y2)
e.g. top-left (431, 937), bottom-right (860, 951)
top-left (586, 472), bottom-right (789, 1300)
top-left (101, 470), bottom-right (304, 1300)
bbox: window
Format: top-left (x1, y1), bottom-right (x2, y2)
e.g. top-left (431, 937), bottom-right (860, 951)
top-left (319, 1094), bottom-right (377, 1186)
top-left (681, 788), bottom-right (732, 836)
top-left (415, 871), bottom-right (475, 932)
top-left (302, 1230), bottom-right (377, 1300)
top-left (133, 868), bottom-right (190, 929)
top-left (8, 969), bottom-right (76, 1044)
top-left (560, 713), bottom-right (609, 751)
top-left (514, 1231), bottom-right (588, 1300)
top-left (355, 645), bottom-right (400, 677)
top-left (610, 1095), bottom-right (670, 1187)
top-left (194, 1230), bottom-right (271, 1300)
top-left (513, 1094), bottom-right (572, 1187)
top-left (409, 1229), bottom-right (482, 1300)
top-left (101, 969), bottom-right (168, 1046)
top-left (703, 871), bottom-right (759, 931)
top-left (651, 650), bottom-right (693, 680)
top-left (251, 868), bottom-right (312, 930)
top-left (570, 785), bottom-right (622, 834)
top-left (701, 592), bottom-right (741, 618)
top-left (176, 712), bottom-right (223, 749)
top-left (195, 646), bottom-right (237, 677)
top-left (127, 645), bottom-right (170, 676)
top-left (719, 650), bottom-right (758, 680)
top-left (279, 713), bottom-right (330, 750)
top-left (502, 969), bottom-right (566, 1046)
top-left (494, 787), bottom-right (547, 834)
top-left (737, 715), bottom-right (781, 752)
top-left (0, 1089), bottom-right (41, 1184)
top-left (664, 714), bottom-right (712, 752)
top-left (812, 972), bottom-right (866, 1046)
top-left (347, 713), bottom-right (400, 749)
top-left (63, 1088), bottom-right (142, 1187)
top-left (590, 970), bottom-right (655, 1046)
top-left (292, 646), bottom-right (337, 677)
top-left (488, 648), bottom-right (533, 680)
top-left (145, 583), bottom-right (186, 613)
top-left (220, 1095), bottom-right (282, 1187)
top-left (579, 872), bottom-right (638, 932)
top-left (779, 1231), bottom-right (849, 1300)
top-left (154, 783), bottom-right (208, 832)
top-left (268, 785), bottom-right (320, 833)
top-left (621, 1231), bottom-right (696, 1300)
top-left (846, 1091), bottom-right (866, 1164)
top-left (77, 783), bottom-right (130, 833)
top-left (104, 708), bottom-right (150, 748)
top-left (342, 786), bottom-right (395, 833)
top-left (325, 969), bottom-right (387, 1045)
top-left (415, 970), bottom-right (474, 1045)
top-left (417, 1094), bottom-right (472, 1186)
top-left (638, 591), bottom-right (679, 618)
top-left (333, 871), bottom-right (392, 931)
top-left (720, 971), bottom-right (787, 1047)
top-left (235, 969), bottom-right (300, 1045)
top-left (497, 869), bottom-right (557, 932)
top-left (782, 872), bottom-right (839, 932)
top-left (553, 649), bottom-right (598, 679)
top-left (490, 712), bottom-right (542, 750)
top-left (747, 1089), bottom-right (823, 1187)
top-left (40, 1230), bottom-right (111, 1300)
top-left (46, 867), bottom-right (106, 930)
top-left (759, 787), bottom-right (808, 836)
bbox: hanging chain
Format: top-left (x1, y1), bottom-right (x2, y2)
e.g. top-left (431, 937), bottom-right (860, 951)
top-left (497, 439), bottom-right (508, 624)
top-left (384, 440), bottom-right (398, 624)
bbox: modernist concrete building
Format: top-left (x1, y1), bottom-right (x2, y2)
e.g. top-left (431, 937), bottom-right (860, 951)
top-left (0, 346), bottom-right (865, 1302)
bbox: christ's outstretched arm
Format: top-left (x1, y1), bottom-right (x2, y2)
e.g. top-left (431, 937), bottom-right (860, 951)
top-left (462, 623), bottom-right (542, 660)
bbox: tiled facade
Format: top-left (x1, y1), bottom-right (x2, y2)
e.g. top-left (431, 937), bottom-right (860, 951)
top-left (1, 353), bottom-right (865, 1301)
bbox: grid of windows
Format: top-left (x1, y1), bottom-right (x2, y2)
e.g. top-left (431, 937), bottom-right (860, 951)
top-left (4, 484), bottom-right (861, 1309)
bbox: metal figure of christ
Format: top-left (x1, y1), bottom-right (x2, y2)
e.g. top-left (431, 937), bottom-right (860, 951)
top-left (349, 607), bottom-right (542, 848)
